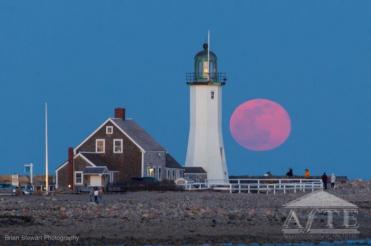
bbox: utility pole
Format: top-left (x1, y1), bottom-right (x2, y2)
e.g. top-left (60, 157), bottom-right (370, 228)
top-left (45, 103), bottom-right (49, 194)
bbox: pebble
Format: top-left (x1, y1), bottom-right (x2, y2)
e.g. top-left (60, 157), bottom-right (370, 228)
top-left (0, 183), bottom-right (369, 244)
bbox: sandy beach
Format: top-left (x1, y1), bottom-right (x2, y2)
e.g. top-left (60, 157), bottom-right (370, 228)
top-left (0, 182), bottom-right (370, 245)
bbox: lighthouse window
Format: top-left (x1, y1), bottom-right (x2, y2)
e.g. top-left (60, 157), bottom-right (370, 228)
top-left (211, 91), bottom-right (215, 99)
top-left (198, 62), bottom-right (203, 76)
top-left (203, 61), bottom-right (209, 74)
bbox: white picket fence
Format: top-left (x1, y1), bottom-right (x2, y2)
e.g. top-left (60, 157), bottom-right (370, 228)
top-left (182, 178), bottom-right (323, 194)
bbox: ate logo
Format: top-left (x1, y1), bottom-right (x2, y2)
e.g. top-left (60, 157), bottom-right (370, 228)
top-left (282, 191), bottom-right (359, 235)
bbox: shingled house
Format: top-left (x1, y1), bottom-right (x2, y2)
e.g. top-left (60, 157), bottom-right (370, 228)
top-left (55, 108), bottom-right (184, 191)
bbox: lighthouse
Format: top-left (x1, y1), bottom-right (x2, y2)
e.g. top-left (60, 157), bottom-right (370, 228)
top-left (185, 42), bottom-right (229, 184)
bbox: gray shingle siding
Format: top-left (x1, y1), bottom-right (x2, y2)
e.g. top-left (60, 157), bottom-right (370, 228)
top-left (80, 153), bottom-right (109, 166)
top-left (83, 166), bottom-right (108, 174)
top-left (165, 154), bottom-right (184, 169)
top-left (143, 151), bottom-right (166, 179)
top-left (184, 167), bottom-right (206, 174)
top-left (111, 118), bottom-right (165, 151)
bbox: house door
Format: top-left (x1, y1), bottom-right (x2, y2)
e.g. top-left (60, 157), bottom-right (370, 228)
top-left (90, 175), bottom-right (102, 187)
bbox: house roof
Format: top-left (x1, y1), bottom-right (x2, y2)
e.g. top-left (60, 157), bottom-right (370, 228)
top-left (165, 154), bottom-right (184, 169)
top-left (80, 153), bottom-right (109, 166)
top-left (55, 160), bottom-right (68, 172)
top-left (83, 166), bottom-right (109, 174)
top-left (184, 167), bottom-right (206, 174)
top-left (284, 191), bottom-right (357, 209)
top-left (111, 118), bottom-right (165, 151)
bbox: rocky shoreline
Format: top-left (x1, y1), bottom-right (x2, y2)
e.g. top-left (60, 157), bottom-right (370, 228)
top-left (0, 181), bottom-right (370, 245)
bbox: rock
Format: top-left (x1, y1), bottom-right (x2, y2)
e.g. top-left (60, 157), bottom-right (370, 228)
top-left (264, 208), bottom-right (273, 216)
top-left (228, 213), bottom-right (237, 220)
top-left (211, 218), bottom-right (217, 227)
top-left (248, 208), bottom-right (256, 216)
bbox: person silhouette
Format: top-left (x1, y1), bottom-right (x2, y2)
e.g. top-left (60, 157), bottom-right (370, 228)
top-left (321, 172), bottom-right (328, 190)
top-left (330, 173), bottom-right (336, 189)
top-left (286, 168), bottom-right (293, 177)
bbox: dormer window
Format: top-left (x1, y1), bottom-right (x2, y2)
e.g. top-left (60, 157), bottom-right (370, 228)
top-left (106, 126), bottom-right (113, 134)
top-left (96, 139), bottom-right (105, 153)
top-left (211, 91), bottom-right (215, 99)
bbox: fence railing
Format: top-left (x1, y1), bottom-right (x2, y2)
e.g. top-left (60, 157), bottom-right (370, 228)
top-left (181, 178), bottom-right (323, 194)
top-left (186, 72), bottom-right (227, 84)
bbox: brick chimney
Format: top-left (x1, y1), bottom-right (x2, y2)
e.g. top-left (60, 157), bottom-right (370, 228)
top-left (114, 107), bottom-right (126, 120)
top-left (67, 147), bottom-right (74, 190)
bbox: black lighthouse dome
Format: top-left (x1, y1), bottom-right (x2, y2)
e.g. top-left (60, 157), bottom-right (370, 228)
top-left (194, 43), bottom-right (218, 64)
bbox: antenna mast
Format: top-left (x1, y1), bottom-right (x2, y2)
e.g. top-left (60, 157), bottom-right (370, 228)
top-left (45, 102), bottom-right (49, 194)
top-left (207, 30), bottom-right (210, 78)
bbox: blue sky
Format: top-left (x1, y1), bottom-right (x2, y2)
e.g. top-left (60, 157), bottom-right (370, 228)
top-left (0, 1), bottom-right (370, 179)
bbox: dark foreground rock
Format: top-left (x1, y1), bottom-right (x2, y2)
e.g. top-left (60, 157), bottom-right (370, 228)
top-left (0, 184), bottom-right (370, 245)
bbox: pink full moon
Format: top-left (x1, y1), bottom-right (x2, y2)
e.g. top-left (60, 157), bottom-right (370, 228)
top-left (230, 99), bottom-right (291, 151)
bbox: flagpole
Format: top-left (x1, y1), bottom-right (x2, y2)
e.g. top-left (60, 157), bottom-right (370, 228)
top-left (45, 102), bottom-right (49, 194)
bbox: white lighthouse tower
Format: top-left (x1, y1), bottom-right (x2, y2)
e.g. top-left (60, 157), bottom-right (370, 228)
top-left (185, 41), bottom-right (229, 184)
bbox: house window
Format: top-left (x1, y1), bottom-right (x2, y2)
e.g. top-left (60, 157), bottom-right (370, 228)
top-left (96, 139), bottom-right (105, 153)
top-left (74, 171), bottom-right (83, 185)
top-left (106, 126), bottom-right (113, 134)
top-left (113, 139), bottom-right (123, 153)
top-left (173, 170), bottom-right (176, 179)
top-left (211, 91), bottom-right (215, 99)
top-left (147, 167), bottom-right (154, 177)
top-left (167, 170), bottom-right (170, 180)
top-left (158, 167), bottom-right (162, 180)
